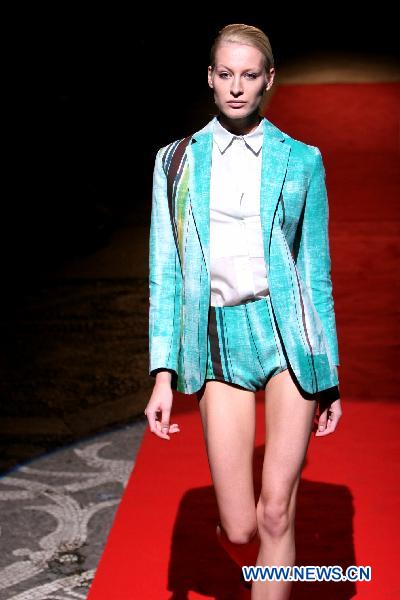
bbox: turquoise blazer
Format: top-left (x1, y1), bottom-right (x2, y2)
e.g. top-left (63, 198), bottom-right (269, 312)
top-left (149, 116), bottom-right (340, 395)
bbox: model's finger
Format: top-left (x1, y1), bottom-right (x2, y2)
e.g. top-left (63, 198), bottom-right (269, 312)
top-left (317, 409), bottom-right (328, 432)
top-left (161, 408), bottom-right (171, 434)
top-left (316, 412), bottom-right (337, 436)
top-left (147, 412), bottom-right (158, 433)
top-left (326, 410), bottom-right (341, 432)
top-left (168, 424), bottom-right (180, 433)
top-left (328, 409), bottom-right (337, 422)
top-left (152, 419), bottom-right (170, 439)
top-left (316, 421), bottom-right (335, 436)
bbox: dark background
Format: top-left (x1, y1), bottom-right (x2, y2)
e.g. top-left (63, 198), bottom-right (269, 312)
top-left (5, 8), bottom-right (399, 281)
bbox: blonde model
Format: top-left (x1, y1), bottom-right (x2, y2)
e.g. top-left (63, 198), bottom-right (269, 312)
top-left (145, 23), bottom-right (343, 599)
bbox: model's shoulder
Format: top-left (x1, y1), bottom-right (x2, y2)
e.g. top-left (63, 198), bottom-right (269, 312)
top-left (156, 117), bottom-right (215, 159)
top-left (263, 117), bottom-right (322, 165)
top-left (283, 130), bottom-right (321, 158)
top-left (280, 131), bottom-right (323, 175)
top-left (155, 138), bottom-right (180, 157)
top-left (155, 134), bottom-right (192, 162)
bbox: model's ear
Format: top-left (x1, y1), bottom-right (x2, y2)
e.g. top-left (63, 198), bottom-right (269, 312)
top-left (265, 68), bottom-right (276, 91)
top-left (207, 65), bottom-right (213, 89)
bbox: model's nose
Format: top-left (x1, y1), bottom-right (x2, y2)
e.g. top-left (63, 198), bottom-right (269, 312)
top-left (230, 76), bottom-right (243, 96)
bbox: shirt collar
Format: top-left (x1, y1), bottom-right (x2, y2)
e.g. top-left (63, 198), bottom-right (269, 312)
top-left (212, 116), bottom-right (264, 155)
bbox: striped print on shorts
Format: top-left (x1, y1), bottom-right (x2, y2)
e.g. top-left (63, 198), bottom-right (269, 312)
top-left (205, 294), bottom-right (288, 391)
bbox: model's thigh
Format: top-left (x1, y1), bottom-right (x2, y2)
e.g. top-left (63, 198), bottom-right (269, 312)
top-left (197, 380), bottom-right (257, 534)
top-left (260, 369), bottom-right (317, 511)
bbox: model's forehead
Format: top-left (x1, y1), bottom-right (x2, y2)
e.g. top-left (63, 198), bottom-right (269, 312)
top-left (214, 42), bottom-right (264, 67)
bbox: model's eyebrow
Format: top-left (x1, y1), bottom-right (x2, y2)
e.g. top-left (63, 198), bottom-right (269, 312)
top-left (216, 64), bottom-right (261, 72)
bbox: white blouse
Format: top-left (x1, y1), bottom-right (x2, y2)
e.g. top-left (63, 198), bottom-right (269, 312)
top-left (209, 116), bottom-right (269, 307)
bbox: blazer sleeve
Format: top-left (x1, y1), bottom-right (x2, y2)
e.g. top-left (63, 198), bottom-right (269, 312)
top-left (148, 148), bottom-right (183, 384)
top-left (295, 148), bottom-right (340, 367)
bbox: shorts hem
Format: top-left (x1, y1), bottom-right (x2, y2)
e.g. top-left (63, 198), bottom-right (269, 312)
top-left (204, 377), bottom-right (259, 392)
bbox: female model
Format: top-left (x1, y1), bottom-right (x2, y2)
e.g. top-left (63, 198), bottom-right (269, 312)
top-left (145, 23), bottom-right (343, 599)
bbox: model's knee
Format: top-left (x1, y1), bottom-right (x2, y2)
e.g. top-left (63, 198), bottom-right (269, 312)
top-left (256, 498), bottom-right (291, 538)
top-left (218, 522), bottom-right (258, 546)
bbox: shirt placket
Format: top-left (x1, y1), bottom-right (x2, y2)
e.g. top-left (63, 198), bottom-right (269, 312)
top-left (230, 137), bottom-right (255, 299)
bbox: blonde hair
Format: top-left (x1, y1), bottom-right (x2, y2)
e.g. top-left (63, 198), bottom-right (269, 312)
top-left (210, 24), bottom-right (274, 73)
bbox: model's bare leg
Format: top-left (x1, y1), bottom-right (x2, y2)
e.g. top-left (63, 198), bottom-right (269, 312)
top-left (252, 369), bottom-right (317, 600)
top-left (197, 381), bottom-right (260, 568)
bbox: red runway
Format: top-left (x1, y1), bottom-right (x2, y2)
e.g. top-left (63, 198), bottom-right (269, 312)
top-left (88, 82), bottom-right (400, 599)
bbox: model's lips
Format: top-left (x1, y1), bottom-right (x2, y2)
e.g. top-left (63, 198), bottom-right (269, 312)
top-left (227, 101), bottom-right (246, 106)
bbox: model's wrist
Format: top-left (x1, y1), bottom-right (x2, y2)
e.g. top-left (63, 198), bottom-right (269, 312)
top-left (155, 370), bottom-right (172, 385)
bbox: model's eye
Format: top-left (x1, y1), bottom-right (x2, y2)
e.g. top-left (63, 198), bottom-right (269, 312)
top-left (218, 72), bottom-right (230, 79)
top-left (245, 73), bottom-right (258, 79)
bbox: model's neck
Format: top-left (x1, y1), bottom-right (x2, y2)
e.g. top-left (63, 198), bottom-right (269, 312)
top-left (217, 112), bottom-right (262, 136)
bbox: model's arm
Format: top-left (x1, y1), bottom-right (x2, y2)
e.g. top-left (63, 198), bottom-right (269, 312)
top-left (148, 148), bottom-right (183, 387)
top-left (295, 148), bottom-right (340, 367)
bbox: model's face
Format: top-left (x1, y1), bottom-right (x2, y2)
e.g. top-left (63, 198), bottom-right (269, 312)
top-left (208, 42), bottom-right (274, 119)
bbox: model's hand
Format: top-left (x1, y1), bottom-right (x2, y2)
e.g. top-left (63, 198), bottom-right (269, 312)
top-left (144, 381), bottom-right (180, 440)
top-left (315, 398), bottom-right (342, 437)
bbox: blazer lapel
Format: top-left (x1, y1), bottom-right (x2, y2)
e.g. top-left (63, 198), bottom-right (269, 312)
top-left (259, 119), bottom-right (291, 273)
top-left (187, 116), bottom-right (291, 278)
top-left (187, 125), bottom-right (213, 276)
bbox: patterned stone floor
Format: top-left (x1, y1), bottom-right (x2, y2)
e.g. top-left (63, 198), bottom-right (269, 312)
top-left (0, 418), bottom-right (147, 599)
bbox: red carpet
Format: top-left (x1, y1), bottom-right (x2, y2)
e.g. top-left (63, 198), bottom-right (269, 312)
top-left (88, 82), bottom-right (400, 599)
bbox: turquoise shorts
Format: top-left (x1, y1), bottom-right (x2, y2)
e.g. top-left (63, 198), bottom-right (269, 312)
top-left (205, 294), bottom-right (288, 392)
